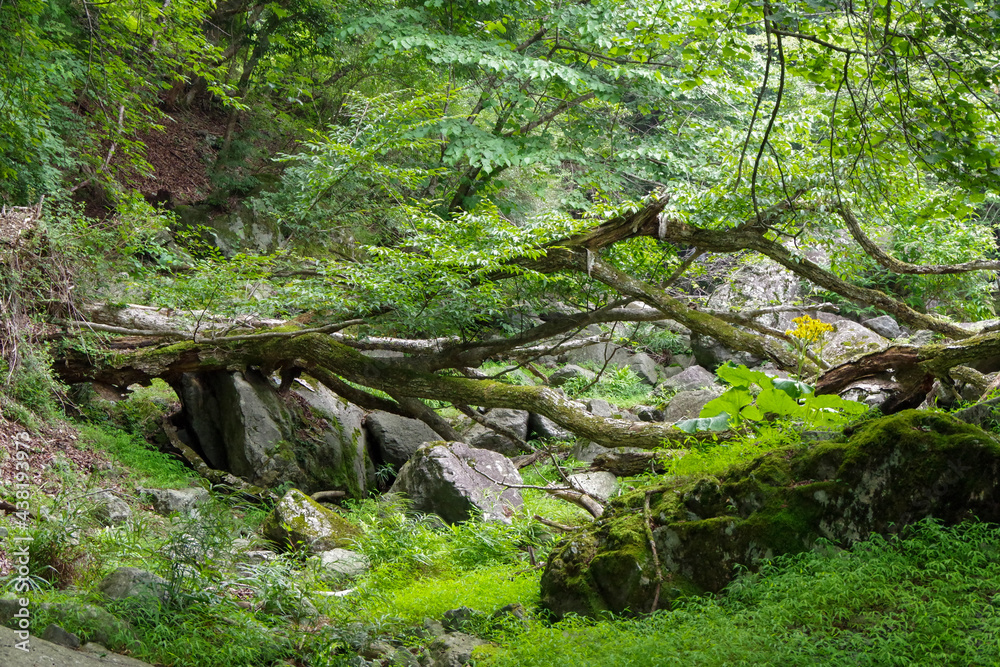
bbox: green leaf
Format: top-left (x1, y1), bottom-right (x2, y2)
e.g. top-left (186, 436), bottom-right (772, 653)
top-left (675, 412), bottom-right (731, 433)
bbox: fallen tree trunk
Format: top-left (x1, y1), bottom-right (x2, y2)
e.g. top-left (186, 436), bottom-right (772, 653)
top-left (53, 330), bottom-right (713, 449)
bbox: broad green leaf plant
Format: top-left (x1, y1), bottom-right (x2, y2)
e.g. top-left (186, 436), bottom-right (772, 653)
top-left (676, 364), bottom-right (866, 434)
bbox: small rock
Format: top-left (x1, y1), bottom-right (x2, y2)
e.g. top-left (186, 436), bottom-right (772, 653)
top-left (428, 632), bottom-right (488, 667)
top-left (570, 441), bottom-right (610, 464)
top-left (389, 442), bottom-right (523, 524)
top-left (664, 388), bottom-right (723, 422)
top-left (465, 409), bottom-right (530, 456)
top-left (40, 624), bottom-right (80, 649)
top-left (263, 488), bottom-right (362, 554)
top-left (910, 329), bottom-right (935, 345)
top-left (626, 352), bottom-right (662, 385)
top-left (366, 411), bottom-right (440, 469)
top-left (491, 602), bottom-right (529, 627)
top-left (422, 617), bottom-right (446, 638)
top-left (563, 343), bottom-right (632, 367)
top-left (567, 472), bottom-right (618, 501)
top-left (658, 366), bottom-right (717, 392)
top-left (635, 405), bottom-right (664, 422)
top-left (549, 365), bottom-right (596, 387)
top-left (317, 549), bottom-right (370, 578)
top-left (528, 413), bottom-right (572, 440)
top-left (862, 315), bottom-right (902, 339)
top-left (138, 487), bottom-right (209, 516)
top-left (245, 550), bottom-right (278, 564)
top-left (92, 492), bottom-right (132, 527)
top-left (98, 567), bottom-right (170, 604)
top-left (586, 399), bottom-right (615, 417)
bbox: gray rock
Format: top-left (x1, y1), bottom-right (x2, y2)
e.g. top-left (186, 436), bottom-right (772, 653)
top-left (570, 441), bottom-right (610, 463)
top-left (0, 600), bottom-right (128, 646)
top-left (389, 442), bottom-right (523, 524)
top-left (422, 617), bottom-right (447, 638)
top-left (366, 410), bottom-right (440, 469)
top-left (263, 488), bottom-right (361, 554)
top-left (292, 379), bottom-right (374, 496)
top-left (465, 409), bottom-right (530, 456)
top-left (0, 625), bottom-right (153, 666)
top-left (427, 632), bottom-right (488, 667)
top-left (91, 492), bottom-right (131, 526)
top-left (910, 329), bottom-right (935, 345)
top-left (704, 257), bottom-right (801, 330)
top-left (179, 371), bottom-right (371, 496)
top-left (626, 352), bottom-right (662, 385)
top-left (659, 366), bottom-right (717, 392)
top-left (635, 405), bottom-right (664, 422)
top-left (862, 315), bottom-right (902, 340)
top-left (527, 413), bottom-right (572, 440)
top-left (567, 472), bottom-right (618, 501)
top-left (548, 365), bottom-right (596, 387)
top-left (669, 354), bottom-right (696, 369)
top-left (691, 333), bottom-right (762, 370)
top-left (664, 388), bottom-right (723, 422)
top-left (98, 568), bottom-right (169, 604)
top-left (41, 624), bottom-right (81, 649)
top-left (814, 313), bottom-right (889, 365)
top-left (317, 549), bottom-right (369, 578)
top-left (138, 487), bottom-right (208, 516)
top-left (586, 399), bottom-right (615, 418)
top-left (563, 342), bottom-right (632, 367)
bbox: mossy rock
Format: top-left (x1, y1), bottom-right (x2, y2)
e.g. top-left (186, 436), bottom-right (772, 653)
top-left (263, 488), bottom-right (361, 554)
top-left (540, 410), bottom-right (1000, 617)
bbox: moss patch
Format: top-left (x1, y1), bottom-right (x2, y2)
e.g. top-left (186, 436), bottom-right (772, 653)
top-left (541, 410), bottom-right (1000, 617)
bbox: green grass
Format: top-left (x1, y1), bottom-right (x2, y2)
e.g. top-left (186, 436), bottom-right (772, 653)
top-left (658, 421), bottom-right (805, 478)
top-left (478, 519), bottom-right (1000, 666)
top-left (362, 565), bottom-right (540, 627)
top-left (76, 422), bottom-right (196, 488)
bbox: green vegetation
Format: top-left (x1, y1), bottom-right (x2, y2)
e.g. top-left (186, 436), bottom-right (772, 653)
top-left (481, 520), bottom-right (1000, 667)
top-left (2, 0), bottom-right (1000, 665)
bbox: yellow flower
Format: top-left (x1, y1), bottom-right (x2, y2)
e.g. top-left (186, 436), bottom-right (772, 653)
top-left (786, 315), bottom-right (834, 344)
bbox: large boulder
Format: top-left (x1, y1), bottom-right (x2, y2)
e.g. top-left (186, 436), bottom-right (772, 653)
top-left (365, 411), bottom-right (440, 469)
top-left (389, 442), bottom-right (524, 524)
top-left (464, 409), bottom-right (530, 456)
top-left (178, 371), bottom-right (372, 496)
top-left (541, 410), bottom-right (1000, 617)
top-left (263, 488), bottom-right (361, 554)
top-left (704, 257), bottom-right (800, 330)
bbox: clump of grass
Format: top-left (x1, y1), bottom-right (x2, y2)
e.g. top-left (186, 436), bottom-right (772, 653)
top-left (659, 422), bottom-right (805, 478)
top-left (76, 422), bottom-right (195, 488)
top-left (477, 519), bottom-right (1000, 667)
top-left (562, 365), bottom-right (653, 408)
